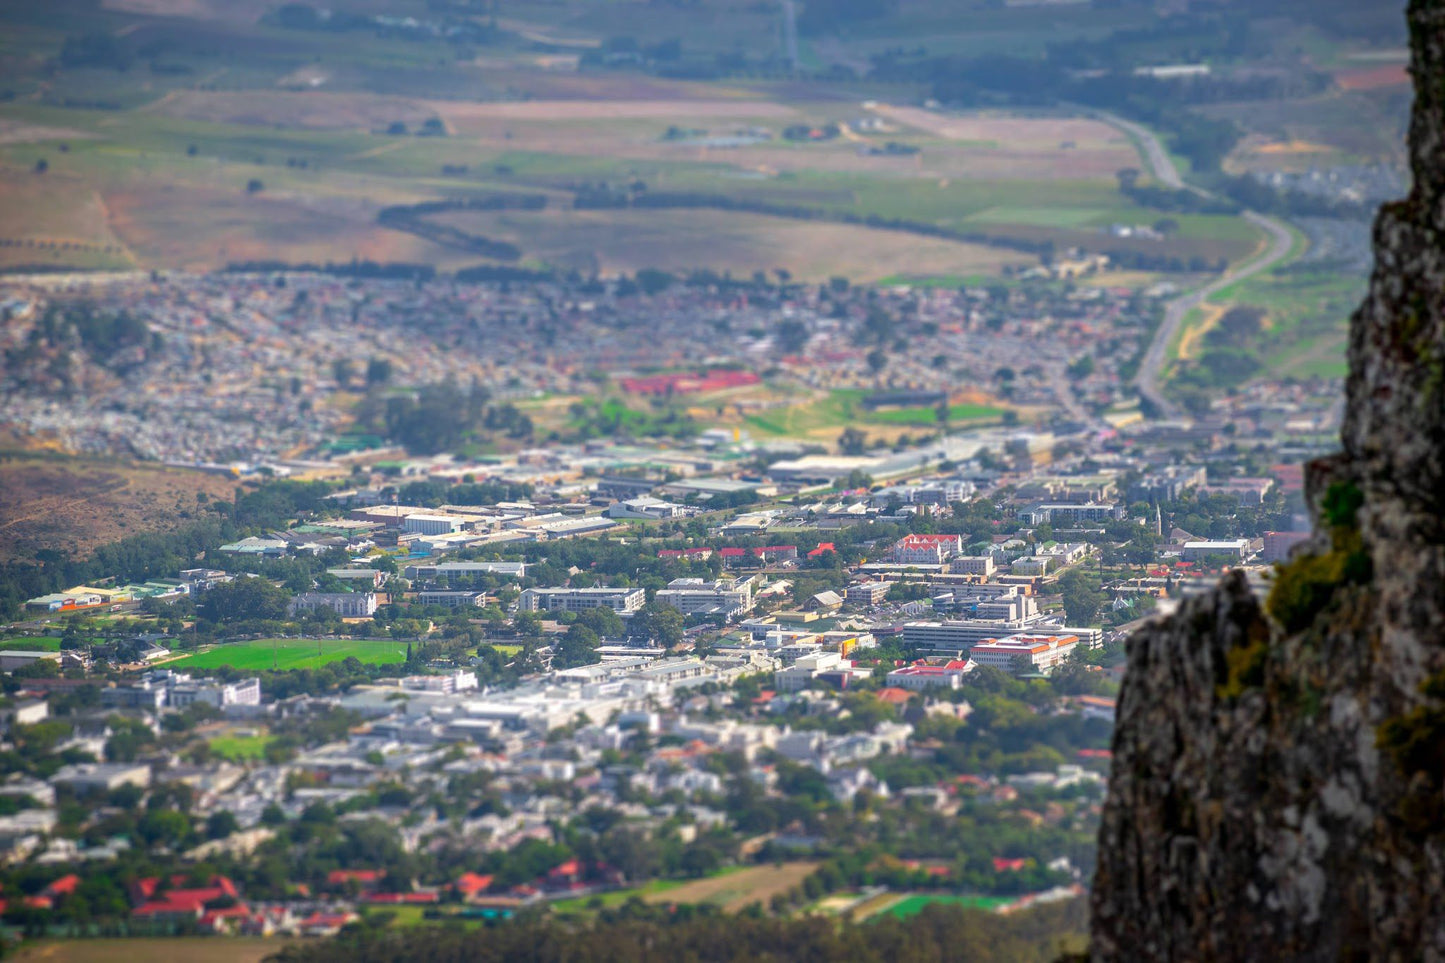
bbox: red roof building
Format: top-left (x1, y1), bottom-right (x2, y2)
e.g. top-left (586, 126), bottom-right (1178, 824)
top-left (45, 875), bottom-right (81, 898)
top-left (455, 872), bottom-right (495, 898)
top-left (326, 869), bottom-right (385, 889)
top-left (131, 875), bottom-right (246, 924)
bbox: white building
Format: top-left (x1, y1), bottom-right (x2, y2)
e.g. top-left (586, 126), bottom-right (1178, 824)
top-left (886, 660), bottom-right (975, 690)
top-left (890, 534), bottom-right (964, 565)
top-left (656, 577), bottom-right (755, 619)
top-left (774, 651), bottom-right (851, 692)
top-left (946, 556), bottom-right (996, 577)
top-left (969, 635), bottom-right (1079, 674)
top-left (288, 592), bottom-right (379, 618)
top-left (401, 670), bottom-right (478, 695)
top-left (605, 497), bottom-right (685, 520)
top-left (1181, 539), bottom-right (1251, 563)
top-left (845, 582), bottom-right (892, 606)
top-left (405, 561), bottom-right (528, 580)
top-left (168, 675), bottom-right (262, 709)
top-left (519, 586), bottom-right (645, 615)
top-left (403, 514), bottom-right (467, 536)
top-left (415, 591), bottom-right (488, 609)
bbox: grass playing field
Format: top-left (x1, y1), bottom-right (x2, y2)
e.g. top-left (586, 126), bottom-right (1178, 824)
top-left (168, 638), bottom-right (409, 671)
top-left (1, 636), bottom-right (63, 651)
top-left (208, 733), bottom-right (275, 761)
top-left (879, 893), bottom-right (1017, 919)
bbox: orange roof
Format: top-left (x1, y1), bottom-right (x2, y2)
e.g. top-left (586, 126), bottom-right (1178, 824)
top-left (45, 874), bottom-right (81, 897)
top-left (455, 872), bottom-right (494, 894)
top-left (875, 687), bottom-right (913, 705)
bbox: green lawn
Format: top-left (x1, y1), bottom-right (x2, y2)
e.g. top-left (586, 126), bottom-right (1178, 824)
top-left (1, 636), bottom-right (63, 651)
top-left (483, 643), bottom-right (523, 656)
top-left (209, 734), bottom-right (275, 762)
top-left (169, 638), bottom-right (410, 671)
top-left (881, 893), bottom-right (1016, 919)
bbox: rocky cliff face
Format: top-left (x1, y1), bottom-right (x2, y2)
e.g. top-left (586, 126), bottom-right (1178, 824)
top-left (1090, 3), bottom-right (1445, 959)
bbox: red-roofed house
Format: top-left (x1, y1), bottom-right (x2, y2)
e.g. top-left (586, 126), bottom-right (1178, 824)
top-left (359, 892), bottom-right (439, 905)
top-left (326, 869), bottom-right (385, 892)
top-left (45, 875), bottom-right (81, 899)
top-left (890, 534), bottom-right (963, 564)
top-left (993, 857), bottom-right (1028, 873)
top-left (886, 659), bottom-right (976, 690)
top-left (131, 875), bottom-right (247, 930)
top-left (455, 872), bottom-right (495, 900)
top-left (874, 687), bottom-right (914, 706)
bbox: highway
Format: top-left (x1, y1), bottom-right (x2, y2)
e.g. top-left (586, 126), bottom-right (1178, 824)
top-left (1136, 211), bottom-right (1295, 418)
top-left (1097, 111), bottom-right (1185, 189)
top-left (1092, 111), bottom-right (1297, 418)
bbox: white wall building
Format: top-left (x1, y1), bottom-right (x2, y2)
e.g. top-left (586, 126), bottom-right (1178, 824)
top-left (656, 577), bottom-right (756, 618)
top-left (969, 635), bottom-right (1078, 674)
top-left (288, 592), bottom-right (379, 618)
top-left (519, 586), bottom-right (645, 615)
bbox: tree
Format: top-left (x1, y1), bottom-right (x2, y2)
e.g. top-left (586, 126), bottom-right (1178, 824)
top-left (838, 426), bottom-right (868, 456)
top-left (866, 348), bottom-right (888, 375)
top-left (575, 605), bottom-right (624, 638)
top-left (332, 358), bottom-right (355, 387)
top-left (200, 577), bottom-right (290, 623)
top-left (1057, 567), bottom-right (1103, 626)
top-left (631, 601), bottom-right (684, 647)
top-left (206, 810), bottom-right (240, 840)
top-left (555, 624), bottom-right (600, 669)
top-left (366, 357), bottom-right (393, 386)
top-left (246, 178), bottom-right (265, 194)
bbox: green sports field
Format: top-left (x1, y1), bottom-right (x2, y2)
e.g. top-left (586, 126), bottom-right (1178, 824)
top-left (208, 733), bottom-right (276, 762)
top-left (881, 894), bottom-right (1017, 918)
top-left (168, 638), bottom-right (410, 671)
top-left (1, 636), bottom-right (63, 651)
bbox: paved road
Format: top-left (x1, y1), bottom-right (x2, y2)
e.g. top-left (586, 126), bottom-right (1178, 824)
top-left (1097, 111), bottom-right (1185, 189)
top-left (1137, 211), bottom-right (1295, 418)
top-left (1092, 111), bottom-right (1297, 418)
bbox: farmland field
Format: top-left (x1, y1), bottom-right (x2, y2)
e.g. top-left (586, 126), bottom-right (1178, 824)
top-left (11, 938), bottom-right (293, 963)
top-left (0, 0), bottom-right (1268, 283)
top-left (168, 638), bottom-right (409, 671)
top-left (643, 862), bottom-right (818, 912)
top-left (427, 206), bottom-right (1035, 282)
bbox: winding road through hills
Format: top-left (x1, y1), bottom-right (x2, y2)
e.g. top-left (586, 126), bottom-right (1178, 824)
top-left (1094, 111), bottom-right (1297, 418)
